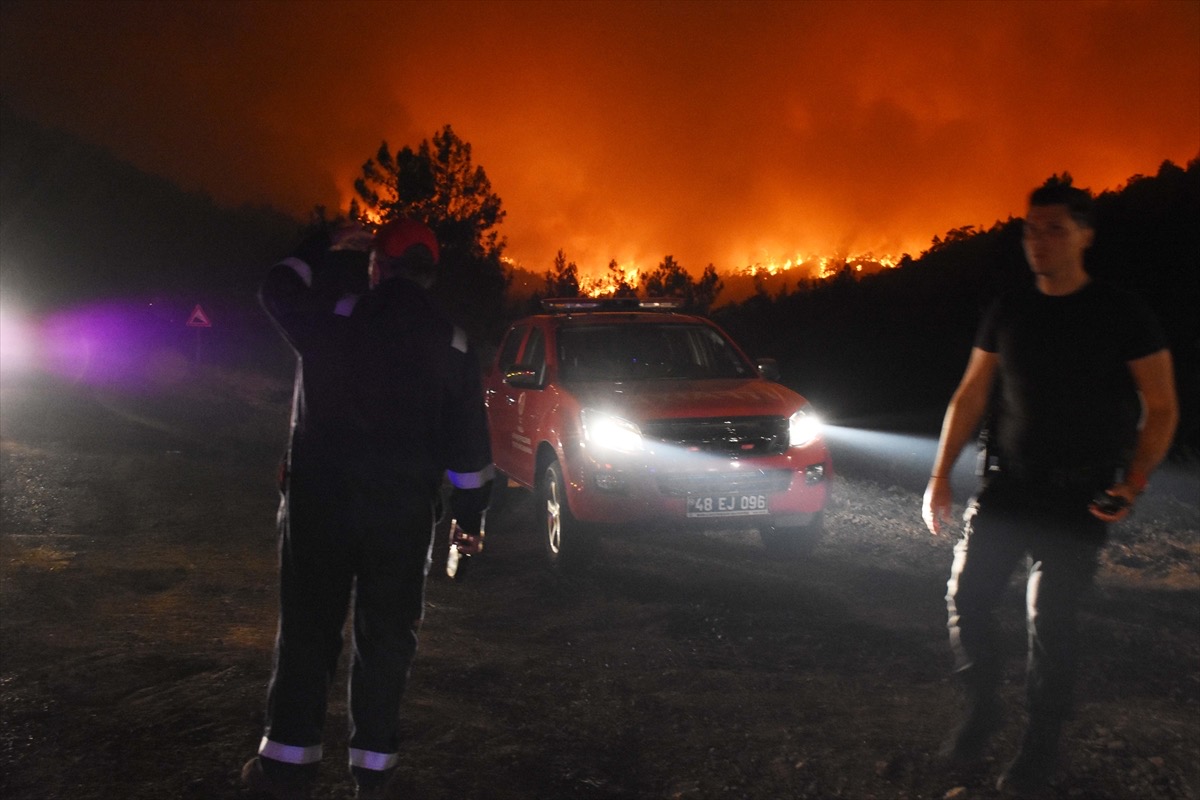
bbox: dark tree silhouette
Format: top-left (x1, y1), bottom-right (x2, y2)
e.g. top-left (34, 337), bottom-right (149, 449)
top-left (690, 264), bottom-right (725, 314)
top-left (642, 255), bottom-right (687, 297)
top-left (350, 125), bottom-right (509, 341)
top-left (543, 249), bottom-right (581, 297)
top-left (351, 125), bottom-right (505, 259)
top-left (642, 256), bottom-right (724, 313)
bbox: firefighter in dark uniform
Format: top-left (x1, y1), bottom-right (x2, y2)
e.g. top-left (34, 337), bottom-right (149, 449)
top-left (242, 218), bottom-right (493, 800)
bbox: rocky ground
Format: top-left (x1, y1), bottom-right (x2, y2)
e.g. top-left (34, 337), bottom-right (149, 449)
top-left (1, 359), bottom-right (1197, 800)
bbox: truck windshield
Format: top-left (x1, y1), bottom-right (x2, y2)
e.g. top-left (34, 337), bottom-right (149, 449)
top-left (558, 323), bottom-right (754, 382)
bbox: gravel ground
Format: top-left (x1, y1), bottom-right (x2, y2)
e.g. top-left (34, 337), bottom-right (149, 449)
top-left (2, 363), bottom-right (1197, 800)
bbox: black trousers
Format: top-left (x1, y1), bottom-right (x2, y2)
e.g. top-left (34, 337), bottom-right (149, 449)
top-left (945, 477), bottom-right (1104, 720)
top-left (260, 463), bottom-right (436, 780)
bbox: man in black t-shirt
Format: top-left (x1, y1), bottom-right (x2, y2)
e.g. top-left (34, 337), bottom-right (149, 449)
top-left (922, 181), bottom-right (1178, 795)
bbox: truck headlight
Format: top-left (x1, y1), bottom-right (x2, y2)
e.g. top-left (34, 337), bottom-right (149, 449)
top-left (581, 408), bottom-right (644, 454)
top-left (788, 406), bottom-right (821, 448)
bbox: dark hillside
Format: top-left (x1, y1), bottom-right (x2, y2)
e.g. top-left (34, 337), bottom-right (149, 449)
top-left (715, 160), bottom-right (1200, 453)
top-left (715, 220), bottom-right (1028, 430)
top-left (0, 101), bottom-right (302, 371)
top-left (1090, 163), bottom-right (1200, 439)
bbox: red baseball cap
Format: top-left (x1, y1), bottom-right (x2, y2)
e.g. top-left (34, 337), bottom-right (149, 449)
top-left (373, 218), bottom-right (439, 264)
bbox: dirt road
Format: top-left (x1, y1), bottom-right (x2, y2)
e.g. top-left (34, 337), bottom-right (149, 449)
top-left (2, 363), bottom-right (1197, 799)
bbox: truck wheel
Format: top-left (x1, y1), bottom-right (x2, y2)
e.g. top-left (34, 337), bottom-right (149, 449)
top-left (761, 511), bottom-right (824, 559)
top-left (539, 459), bottom-right (596, 571)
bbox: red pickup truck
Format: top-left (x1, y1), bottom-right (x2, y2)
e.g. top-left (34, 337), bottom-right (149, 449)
top-left (483, 298), bottom-right (832, 569)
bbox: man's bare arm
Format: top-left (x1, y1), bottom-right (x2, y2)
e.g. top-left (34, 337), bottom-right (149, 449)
top-left (1090, 348), bottom-right (1179, 521)
top-left (923, 348), bottom-right (998, 535)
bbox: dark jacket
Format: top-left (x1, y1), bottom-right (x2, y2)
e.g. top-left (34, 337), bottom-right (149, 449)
top-left (260, 241), bottom-right (492, 533)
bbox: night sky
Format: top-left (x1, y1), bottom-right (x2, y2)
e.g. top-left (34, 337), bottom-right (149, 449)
top-left (2, 0), bottom-right (1197, 279)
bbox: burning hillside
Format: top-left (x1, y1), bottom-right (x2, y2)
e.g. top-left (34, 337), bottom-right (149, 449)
top-left (504, 252), bottom-right (902, 307)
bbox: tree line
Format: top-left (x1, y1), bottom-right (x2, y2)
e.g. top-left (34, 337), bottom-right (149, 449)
top-left (343, 124), bottom-right (1194, 449)
top-left (1, 104), bottom-right (1194, 450)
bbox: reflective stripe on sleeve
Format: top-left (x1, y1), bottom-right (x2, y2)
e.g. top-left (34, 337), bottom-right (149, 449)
top-left (259, 737), bottom-right (322, 765)
top-left (451, 325), bottom-right (468, 353)
top-left (348, 747), bottom-right (400, 772)
top-left (447, 464), bottom-right (496, 489)
top-left (334, 293), bottom-right (359, 317)
top-left (277, 257), bottom-right (313, 288)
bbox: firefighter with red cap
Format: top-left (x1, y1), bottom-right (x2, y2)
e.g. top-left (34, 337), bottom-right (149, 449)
top-left (243, 217), bottom-right (493, 800)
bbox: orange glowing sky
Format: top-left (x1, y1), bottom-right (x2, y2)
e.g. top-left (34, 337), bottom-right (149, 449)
top-left (2, 0), bottom-right (1197, 278)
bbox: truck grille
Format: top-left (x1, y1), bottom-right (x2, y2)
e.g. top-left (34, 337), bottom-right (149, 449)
top-left (641, 416), bottom-right (789, 456)
top-left (655, 469), bottom-right (795, 497)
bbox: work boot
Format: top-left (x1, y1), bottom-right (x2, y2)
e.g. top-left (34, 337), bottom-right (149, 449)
top-left (241, 757), bottom-right (313, 800)
top-left (937, 690), bottom-right (1001, 768)
top-left (996, 717), bottom-right (1062, 797)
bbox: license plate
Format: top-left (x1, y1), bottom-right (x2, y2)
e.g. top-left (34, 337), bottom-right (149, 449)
top-left (686, 493), bottom-right (769, 518)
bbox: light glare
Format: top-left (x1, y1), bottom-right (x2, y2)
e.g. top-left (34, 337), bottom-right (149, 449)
top-left (0, 302), bottom-right (36, 377)
top-left (581, 408), bottom-right (644, 453)
top-left (789, 407), bottom-right (821, 447)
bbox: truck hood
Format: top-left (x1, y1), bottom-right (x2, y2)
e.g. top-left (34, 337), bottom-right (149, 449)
top-left (568, 378), bottom-right (807, 422)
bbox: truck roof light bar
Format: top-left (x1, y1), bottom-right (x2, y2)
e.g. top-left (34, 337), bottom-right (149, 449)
top-left (541, 297), bottom-right (684, 313)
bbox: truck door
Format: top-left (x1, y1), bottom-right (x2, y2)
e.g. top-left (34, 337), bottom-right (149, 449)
top-left (485, 324), bottom-right (528, 481)
top-left (506, 326), bottom-right (547, 484)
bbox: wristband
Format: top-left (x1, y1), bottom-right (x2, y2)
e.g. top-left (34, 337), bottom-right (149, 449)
top-left (930, 474), bottom-right (949, 480)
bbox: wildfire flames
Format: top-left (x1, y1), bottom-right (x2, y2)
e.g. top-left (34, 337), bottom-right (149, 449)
top-left (570, 252), bottom-right (901, 297)
top-left (504, 250), bottom-right (904, 301)
top-left (740, 253), bottom-right (899, 280)
top-left (581, 264), bottom-right (641, 298)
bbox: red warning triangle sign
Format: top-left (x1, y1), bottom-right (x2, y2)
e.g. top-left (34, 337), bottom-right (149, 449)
top-left (186, 304), bottom-right (212, 328)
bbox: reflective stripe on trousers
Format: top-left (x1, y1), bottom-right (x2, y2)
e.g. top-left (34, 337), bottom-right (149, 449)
top-left (349, 747), bottom-right (401, 772)
top-left (259, 737), bottom-right (322, 765)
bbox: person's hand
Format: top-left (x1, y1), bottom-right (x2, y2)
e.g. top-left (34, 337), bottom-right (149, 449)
top-left (923, 475), bottom-right (953, 535)
top-left (329, 220), bottom-right (374, 252)
top-left (1089, 483), bottom-right (1136, 522)
top-left (450, 524), bottom-right (485, 556)
top-left (446, 522), bottom-right (483, 581)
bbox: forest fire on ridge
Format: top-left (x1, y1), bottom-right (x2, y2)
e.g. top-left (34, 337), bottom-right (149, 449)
top-left (739, 253), bottom-right (900, 280)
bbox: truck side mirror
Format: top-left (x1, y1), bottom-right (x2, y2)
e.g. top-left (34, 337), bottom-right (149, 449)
top-left (504, 365), bottom-right (544, 389)
top-left (756, 357), bottom-right (781, 382)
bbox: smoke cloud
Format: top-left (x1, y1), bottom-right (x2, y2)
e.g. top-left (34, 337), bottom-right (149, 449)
top-left (2, 0), bottom-right (1196, 278)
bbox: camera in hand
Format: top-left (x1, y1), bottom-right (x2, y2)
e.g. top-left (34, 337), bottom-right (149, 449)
top-left (446, 516), bottom-right (485, 581)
